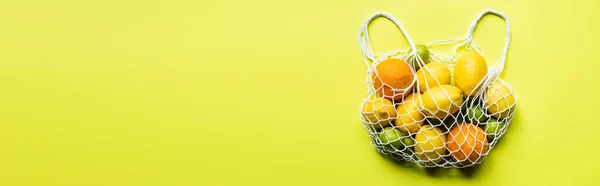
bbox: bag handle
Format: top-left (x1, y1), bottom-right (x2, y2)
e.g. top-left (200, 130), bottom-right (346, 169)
top-left (358, 12), bottom-right (418, 67)
top-left (464, 9), bottom-right (511, 79)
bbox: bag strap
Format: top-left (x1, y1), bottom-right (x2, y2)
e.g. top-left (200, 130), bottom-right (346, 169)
top-left (465, 9), bottom-right (511, 79)
top-left (358, 12), bottom-right (418, 67)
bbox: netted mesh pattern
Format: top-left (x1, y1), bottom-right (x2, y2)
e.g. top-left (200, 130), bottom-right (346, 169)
top-left (358, 10), bottom-right (517, 168)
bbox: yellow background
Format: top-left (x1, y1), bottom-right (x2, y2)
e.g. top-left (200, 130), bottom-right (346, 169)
top-left (0, 0), bottom-right (599, 185)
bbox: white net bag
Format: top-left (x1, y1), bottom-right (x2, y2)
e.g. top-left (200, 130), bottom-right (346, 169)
top-left (358, 10), bottom-right (517, 168)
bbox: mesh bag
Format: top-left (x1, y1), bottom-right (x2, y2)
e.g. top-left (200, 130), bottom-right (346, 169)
top-left (358, 10), bottom-right (517, 168)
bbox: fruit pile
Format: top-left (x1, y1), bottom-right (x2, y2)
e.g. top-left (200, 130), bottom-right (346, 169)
top-left (360, 45), bottom-right (517, 168)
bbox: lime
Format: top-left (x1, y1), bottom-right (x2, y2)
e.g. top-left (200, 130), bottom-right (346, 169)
top-left (467, 105), bottom-right (488, 123)
top-left (416, 44), bottom-right (431, 62)
top-left (401, 136), bottom-right (414, 154)
top-left (378, 127), bottom-right (405, 151)
top-left (484, 118), bottom-right (504, 141)
top-left (408, 44), bottom-right (431, 70)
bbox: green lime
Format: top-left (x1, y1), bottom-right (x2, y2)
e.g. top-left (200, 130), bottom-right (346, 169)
top-left (408, 44), bottom-right (431, 70)
top-left (484, 118), bottom-right (504, 141)
top-left (401, 136), bottom-right (414, 154)
top-left (467, 105), bottom-right (488, 123)
top-left (378, 127), bottom-right (412, 153)
top-left (415, 44), bottom-right (430, 62)
top-left (378, 127), bottom-right (403, 150)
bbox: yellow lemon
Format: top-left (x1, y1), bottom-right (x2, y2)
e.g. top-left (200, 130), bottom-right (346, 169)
top-left (421, 85), bottom-right (464, 118)
top-left (360, 95), bottom-right (396, 128)
top-left (416, 61), bottom-right (451, 93)
top-left (484, 79), bottom-right (517, 118)
top-left (394, 93), bottom-right (424, 135)
top-left (403, 92), bottom-right (422, 104)
top-left (414, 125), bottom-right (447, 165)
top-left (454, 50), bottom-right (488, 97)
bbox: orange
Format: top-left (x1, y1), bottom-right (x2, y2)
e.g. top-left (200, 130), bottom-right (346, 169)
top-left (447, 123), bottom-right (489, 164)
top-left (372, 58), bottom-right (415, 100)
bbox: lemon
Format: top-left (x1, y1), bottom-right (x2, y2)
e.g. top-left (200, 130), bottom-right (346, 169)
top-left (421, 85), bottom-right (464, 118)
top-left (361, 95), bottom-right (396, 129)
top-left (403, 92), bottom-right (422, 103)
top-left (484, 79), bottom-right (517, 119)
top-left (414, 125), bottom-right (447, 165)
top-left (416, 61), bottom-right (451, 93)
top-left (394, 93), bottom-right (424, 135)
top-left (454, 50), bottom-right (488, 97)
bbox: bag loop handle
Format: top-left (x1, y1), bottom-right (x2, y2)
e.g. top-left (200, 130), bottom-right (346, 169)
top-left (464, 9), bottom-right (511, 78)
top-left (358, 12), bottom-right (418, 67)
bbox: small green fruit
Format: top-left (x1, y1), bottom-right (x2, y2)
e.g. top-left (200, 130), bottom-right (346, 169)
top-left (378, 127), bottom-right (412, 153)
top-left (467, 105), bottom-right (488, 123)
top-left (401, 136), bottom-right (414, 154)
top-left (408, 44), bottom-right (431, 70)
top-left (484, 118), bottom-right (504, 141)
top-left (378, 127), bottom-right (403, 149)
top-left (416, 44), bottom-right (431, 62)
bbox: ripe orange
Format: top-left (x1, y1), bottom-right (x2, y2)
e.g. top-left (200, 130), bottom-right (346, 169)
top-left (447, 123), bottom-right (489, 164)
top-left (372, 58), bottom-right (415, 100)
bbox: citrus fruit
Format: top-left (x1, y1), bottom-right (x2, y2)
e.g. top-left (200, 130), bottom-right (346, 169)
top-left (378, 127), bottom-right (414, 153)
top-left (408, 44), bottom-right (431, 70)
top-left (361, 95), bottom-right (396, 129)
top-left (447, 123), bottom-right (489, 164)
top-left (454, 50), bottom-right (488, 97)
top-left (394, 93), bottom-right (425, 135)
top-left (401, 137), bottom-right (414, 154)
top-left (416, 61), bottom-right (451, 93)
top-left (484, 79), bottom-right (517, 119)
top-left (414, 125), bottom-right (447, 165)
top-left (421, 85), bottom-right (464, 118)
top-left (466, 105), bottom-right (488, 124)
top-left (378, 127), bottom-right (402, 150)
top-left (415, 44), bottom-right (431, 63)
top-left (484, 118), bottom-right (504, 141)
top-left (372, 58), bottom-right (415, 100)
